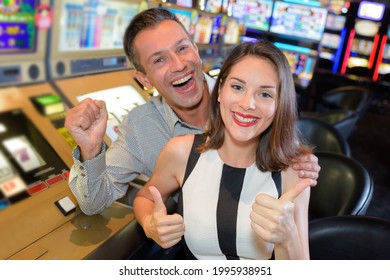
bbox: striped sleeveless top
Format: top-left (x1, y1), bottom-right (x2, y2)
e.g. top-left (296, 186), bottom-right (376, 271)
top-left (177, 134), bottom-right (281, 260)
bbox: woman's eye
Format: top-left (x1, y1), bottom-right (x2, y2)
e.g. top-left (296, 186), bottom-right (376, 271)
top-left (259, 92), bottom-right (272, 98)
top-left (231, 84), bottom-right (243, 91)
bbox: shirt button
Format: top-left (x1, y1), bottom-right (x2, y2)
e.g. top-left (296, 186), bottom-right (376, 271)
top-left (81, 173), bottom-right (85, 177)
top-left (80, 166), bottom-right (84, 170)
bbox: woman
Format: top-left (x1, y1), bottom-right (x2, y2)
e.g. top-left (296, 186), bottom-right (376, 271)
top-left (133, 39), bottom-right (313, 260)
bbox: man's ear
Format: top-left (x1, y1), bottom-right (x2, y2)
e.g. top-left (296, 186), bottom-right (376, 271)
top-left (135, 70), bottom-right (153, 90)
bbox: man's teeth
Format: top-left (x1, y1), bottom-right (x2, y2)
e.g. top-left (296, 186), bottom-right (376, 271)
top-left (172, 74), bottom-right (192, 85)
top-left (234, 113), bottom-right (257, 123)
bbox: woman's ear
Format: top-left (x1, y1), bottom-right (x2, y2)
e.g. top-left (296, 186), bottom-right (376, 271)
top-left (217, 80), bottom-right (222, 102)
top-left (135, 70), bottom-right (153, 90)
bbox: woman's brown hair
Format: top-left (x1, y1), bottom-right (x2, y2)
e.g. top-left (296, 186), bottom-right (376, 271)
top-left (199, 39), bottom-right (312, 172)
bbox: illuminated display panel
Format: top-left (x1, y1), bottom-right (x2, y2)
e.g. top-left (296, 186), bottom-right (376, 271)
top-left (176, 0), bottom-right (193, 8)
top-left (270, 1), bottom-right (327, 42)
top-left (0, 109), bottom-right (68, 210)
top-left (223, 17), bottom-right (241, 44)
top-left (229, 0), bottom-right (273, 32)
top-left (354, 19), bottom-right (380, 37)
top-left (325, 14), bottom-right (346, 31)
top-left (321, 33), bottom-right (341, 49)
top-left (379, 44), bottom-right (390, 75)
top-left (351, 38), bottom-right (373, 56)
top-left (163, 6), bottom-right (193, 33)
top-left (76, 85), bottom-right (146, 142)
top-left (244, 0), bottom-right (273, 32)
top-left (357, 1), bottom-right (385, 21)
top-left (205, 0), bottom-right (223, 13)
top-left (193, 13), bottom-right (222, 44)
top-left (348, 57), bottom-right (368, 68)
top-left (0, 0), bottom-right (38, 55)
top-left (58, 0), bottom-right (139, 52)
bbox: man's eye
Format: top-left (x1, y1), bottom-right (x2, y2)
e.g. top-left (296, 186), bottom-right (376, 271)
top-left (154, 58), bottom-right (164, 64)
top-left (178, 45), bottom-right (189, 52)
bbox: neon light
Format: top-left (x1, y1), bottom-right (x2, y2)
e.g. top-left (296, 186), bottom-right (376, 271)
top-left (373, 35), bottom-right (388, 81)
top-left (305, 57), bottom-right (313, 74)
top-left (274, 42), bottom-right (311, 54)
top-left (284, 0), bottom-right (321, 7)
top-left (368, 34), bottom-right (380, 69)
top-left (341, 29), bottom-right (355, 74)
top-left (333, 28), bottom-right (347, 73)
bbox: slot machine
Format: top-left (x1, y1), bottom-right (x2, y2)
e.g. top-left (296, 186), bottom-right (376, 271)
top-left (374, 24), bottom-right (390, 83)
top-left (48, 0), bottom-right (150, 147)
top-left (318, 0), bottom-right (348, 72)
top-left (267, 0), bottom-right (328, 109)
top-left (338, 1), bottom-right (388, 81)
top-left (0, 0), bottom-right (145, 260)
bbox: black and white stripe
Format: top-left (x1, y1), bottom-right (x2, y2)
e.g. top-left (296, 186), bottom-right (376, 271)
top-left (178, 135), bottom-right (281, 260)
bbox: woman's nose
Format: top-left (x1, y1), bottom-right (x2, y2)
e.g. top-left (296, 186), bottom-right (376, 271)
top-left (239, 93), bottom-right (256, 110)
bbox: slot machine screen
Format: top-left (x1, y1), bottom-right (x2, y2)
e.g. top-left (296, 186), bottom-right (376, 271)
top-left (0, 0), bottom-right (38, 55)
top-left (57, 0), bottom-right (139, 53)
top-left (270, 1), bottom-right (327, 42)
top-left (378, 44), bottom-right (390, 75)
top-left (176, 0), bottom-right (193, 8)
top-left (163, 7), bottom-right (193, 33)
top-left (357, 1), bottom-right (385, 21)
top-left (321, 33), bottom-right (341, 49)
top-left (223, 17), bottom-right (241, 44)
top-left (205, 0), bottom-right (223, 14)
top-left (75, 85), bottom-right (146, 142)
top-left (325, 14), bottom-right (346, 31)
top-left (351, 39), bottom-right (373, 56)
top-left (244, 0), bottom-right (273, 32)
top-left (0, 109), bottom-right (68, 210)
top-left (354, 19), bottom-right (380, 37)
top-left (193, 13), bottom-right (221, 44)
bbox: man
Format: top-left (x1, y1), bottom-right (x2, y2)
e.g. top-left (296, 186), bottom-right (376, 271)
top-left (65, 8), bottom-right (319, 216)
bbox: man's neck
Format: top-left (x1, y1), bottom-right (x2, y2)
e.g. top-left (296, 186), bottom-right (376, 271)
top-left (176, 96), bottom-right (209, 128)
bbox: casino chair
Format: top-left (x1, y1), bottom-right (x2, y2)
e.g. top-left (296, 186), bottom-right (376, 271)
top-left (309, 215), bottom-right (390, 260)
top-left (300, 110), bottom-right (359, 140)
top-left (309, 151), bottom-right (374, 221)
top-left (297, 117), bottom-right (351, 156)
top-left (316, 86), bottom-right (373, 121)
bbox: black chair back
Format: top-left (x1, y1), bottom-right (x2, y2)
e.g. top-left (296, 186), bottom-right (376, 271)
top-left (309, 152), bottom-right (374, 220)
top-left (319, 86), bottom-right (373, 121)
top-left (297, 117), bottom-right (351, 156)
top-left (309, 215), bottom-right (390, 260)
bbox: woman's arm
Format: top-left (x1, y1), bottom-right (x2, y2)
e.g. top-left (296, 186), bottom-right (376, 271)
top-left (133, 134), bottom-right (193, 248)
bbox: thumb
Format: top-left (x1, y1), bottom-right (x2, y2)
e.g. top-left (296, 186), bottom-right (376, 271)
top-left (149, 186), bottom-right (167, 215)
top-left (280, 178), bottom-right (313, 202)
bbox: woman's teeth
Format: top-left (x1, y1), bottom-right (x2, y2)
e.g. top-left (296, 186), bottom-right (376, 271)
top-left (234, 113), bottom-right (257, 123)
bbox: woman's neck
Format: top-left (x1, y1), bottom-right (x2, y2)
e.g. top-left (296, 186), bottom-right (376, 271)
top-left (217, 136), bottom-right (258, 168)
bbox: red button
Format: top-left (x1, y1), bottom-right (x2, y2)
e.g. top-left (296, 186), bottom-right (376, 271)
top-left (46, 175), bottom-right (64, 186)
top-left (28, 182), bottom-right (47, 195)
top-left (62, 171), bottom-right (70, 179)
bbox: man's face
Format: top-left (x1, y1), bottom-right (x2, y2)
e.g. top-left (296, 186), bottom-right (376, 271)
top-left (134, 20), bottom-right (205, 111)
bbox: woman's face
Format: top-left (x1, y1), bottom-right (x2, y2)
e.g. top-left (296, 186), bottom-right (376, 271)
top-left (218, 56), bottom-right (278, 146)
